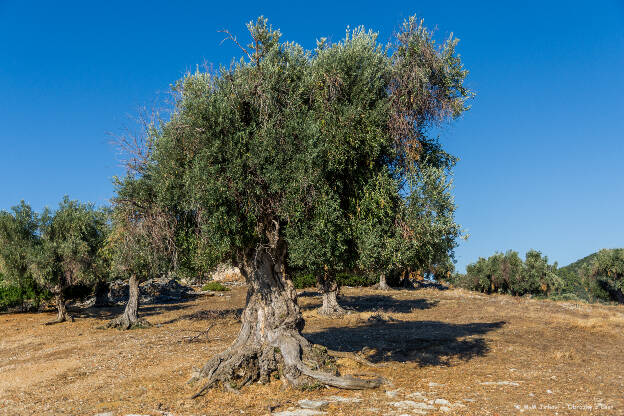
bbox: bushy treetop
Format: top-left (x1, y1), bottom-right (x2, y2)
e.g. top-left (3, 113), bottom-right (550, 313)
top-left (123, 16), bottom-right (472, 275)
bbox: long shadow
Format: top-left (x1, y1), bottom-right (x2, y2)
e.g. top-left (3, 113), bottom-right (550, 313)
top-left (300, 293), bottom-right (438, 313)
top-left (159, 307), bottom-right (244, 325)
top-left (306, 319), bottom-right (505, 366)
top-left (70, 294), bottom-right (202, 320)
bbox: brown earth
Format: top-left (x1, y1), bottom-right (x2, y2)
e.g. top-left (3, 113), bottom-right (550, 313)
top-left (0, 286), bottom-right (623, 416)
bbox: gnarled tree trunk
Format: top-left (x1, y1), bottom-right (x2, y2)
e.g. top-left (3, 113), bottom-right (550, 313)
top-left (45, 293), bottom-right (73, 324)
top-left (378, 273), bottom-right (390, 290)
top-left (317, 274), bottom-right (346, 316)
top-left (94, 280), bottom-right (109, 307)
top-left (192, 241), bottom-right (382, 397)
top-left (108, 274), bottom-right (149, 329)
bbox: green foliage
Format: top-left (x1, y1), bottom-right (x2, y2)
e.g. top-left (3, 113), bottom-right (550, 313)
top-left (116, 15), bottom-right (472, 282)
top-left (292, 273), bottom-right (317, 289)
top-left (31, 197), bottom-right (108, 295)
top-left (108, 175), bottom-right (176, 282)
top-left (292, 271), bottom-right (376, 289)
top-left (551, 248), bottom-right (624, 303)
top-left (201, 281), bottom-right (230, 292)
top-left (0, 280), bottom-right (51, 311)
top-left (0, 201), bottom-right (42, 310)
top-left (456, 250), bottom-right (562, 296)
top-left (586, 249), bottom-right (624, 303)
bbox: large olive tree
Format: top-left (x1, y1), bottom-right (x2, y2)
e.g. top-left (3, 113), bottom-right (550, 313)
top-left (119, 16), bottom-right (471, 392)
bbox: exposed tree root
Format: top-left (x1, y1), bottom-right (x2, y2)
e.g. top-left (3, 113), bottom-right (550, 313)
top-left (377, 273), bottom-right (391, 291)
top-left (106, 314), bottom-right (151, 330)
top-left (107, 274), bottom-right (148, 330)
top-left (192, 243), bottom-right (386, 398)
top-left (318, 287), bottom-right (348, 317)
top-left (45, 294), bottom-right (73, 325)
top-left (317, 301), bottom-right (348, 317)
top-left (191, 332), bottom-right (385, 398)
top-left (44, 314), bottom-right (74, 325)
top-left (327, 349), bottom-right (385, 368)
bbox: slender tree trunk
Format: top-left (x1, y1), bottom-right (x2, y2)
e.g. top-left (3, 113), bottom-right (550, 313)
top-left (94, 280), bottom-right (109, 307)
top-left (108, 274), bottom-right (148, 329)
top-left (317, 275), bottom-right (346, 316)
top-left (192, 242), bottom-right (382, 397)
top-left (45, 293), bottom-right (73, 324)
top-left (378, 273), bottom-right (390, 290)
top-left (400, 270), bottom-right (416, 289)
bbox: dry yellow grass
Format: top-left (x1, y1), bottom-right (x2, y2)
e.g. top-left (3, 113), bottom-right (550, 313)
top-left (0, 286), bottom-right (623, 415)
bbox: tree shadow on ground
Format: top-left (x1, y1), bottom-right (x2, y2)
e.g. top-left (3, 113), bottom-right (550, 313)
top-left (158, 307), bottom-right (243, 325)
top-left (70, 295), bottom-right (202, 320)
top-left (306, 319), bottom-right (505, 366)
top-left (299, 292), bottom-right (439, 313)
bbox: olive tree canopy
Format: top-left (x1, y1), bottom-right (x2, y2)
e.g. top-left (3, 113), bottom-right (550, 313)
top-left (118, 16), bottom-right (472, 392)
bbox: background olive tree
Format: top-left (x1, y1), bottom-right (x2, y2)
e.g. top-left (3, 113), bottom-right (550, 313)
top-left (454, 249), bottom-right (562, 296)
top-left (31, 197), bottom-right (108, 324)
top-left (0, 201), bottom-right (42, 311)
top-left (585, 249), bottom-right (624, 303)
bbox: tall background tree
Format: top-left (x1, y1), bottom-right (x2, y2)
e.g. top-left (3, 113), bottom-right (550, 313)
top-left (31, 197), bottom-right (107, 324)
top-left (106, 174), bottom-right (176, 329)
top-left (117, 16), bottom-right (472, 392)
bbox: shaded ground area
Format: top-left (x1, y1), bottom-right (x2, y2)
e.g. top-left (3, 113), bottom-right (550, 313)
top-left (1, 287), bottom-right (623, 415)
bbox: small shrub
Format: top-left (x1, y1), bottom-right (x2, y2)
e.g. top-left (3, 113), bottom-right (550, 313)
top-left (0, 281), bottom-right (51, 312)
top-left (201, 281), bottom-right (230, 292)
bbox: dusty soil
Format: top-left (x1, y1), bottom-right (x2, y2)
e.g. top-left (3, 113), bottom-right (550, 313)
top-left (1, 286), bottom-right (623, 416)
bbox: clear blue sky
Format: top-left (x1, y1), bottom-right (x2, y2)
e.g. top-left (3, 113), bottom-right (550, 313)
top-left (1, 1), bottom-right (622, 271)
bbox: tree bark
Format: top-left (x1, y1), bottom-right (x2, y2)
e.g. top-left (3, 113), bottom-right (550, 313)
top-left (45, 293), bottom-right (73, 324)
top-left (378, 273), bottom-right (390, 291)
top-left (317, 275), bottom-right (346, 316)
top-left (192, 242), bottom-right (383, 397)
top-left (107, 274), bottom-right (148, 329)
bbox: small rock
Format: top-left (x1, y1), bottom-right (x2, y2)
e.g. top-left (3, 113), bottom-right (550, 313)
top-left (272, 410), bottom-right (326, 416)
top-left (391, 401), bottom-right (435, 410)
top-left (326, 395), bottom-right (362, 403)
top-left (434, 399), bottom-right (451, 405)
top-left (480, 381), bottom-right (520, 386)
top-left (298, 400), bottom-right (329, 410)
top-left (428, 382), bottom-right (444, 387)
top-left (94, 413), bottom-right (113, 416)
top-left (406, 392), bottom-right (427, 400)
top-left (386, 389), bottom-right (401, 398)
top-left (439, 406), bottom-right (452, 412)
top-left (546, 389), bottom-right (553, 394)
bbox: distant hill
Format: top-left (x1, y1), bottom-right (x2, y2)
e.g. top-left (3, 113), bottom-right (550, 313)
top-left (559, 248), bottom-right (624, 275)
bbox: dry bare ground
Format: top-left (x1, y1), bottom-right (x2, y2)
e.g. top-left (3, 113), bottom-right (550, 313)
top-left (1, 286), bottom-right (623, 415)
